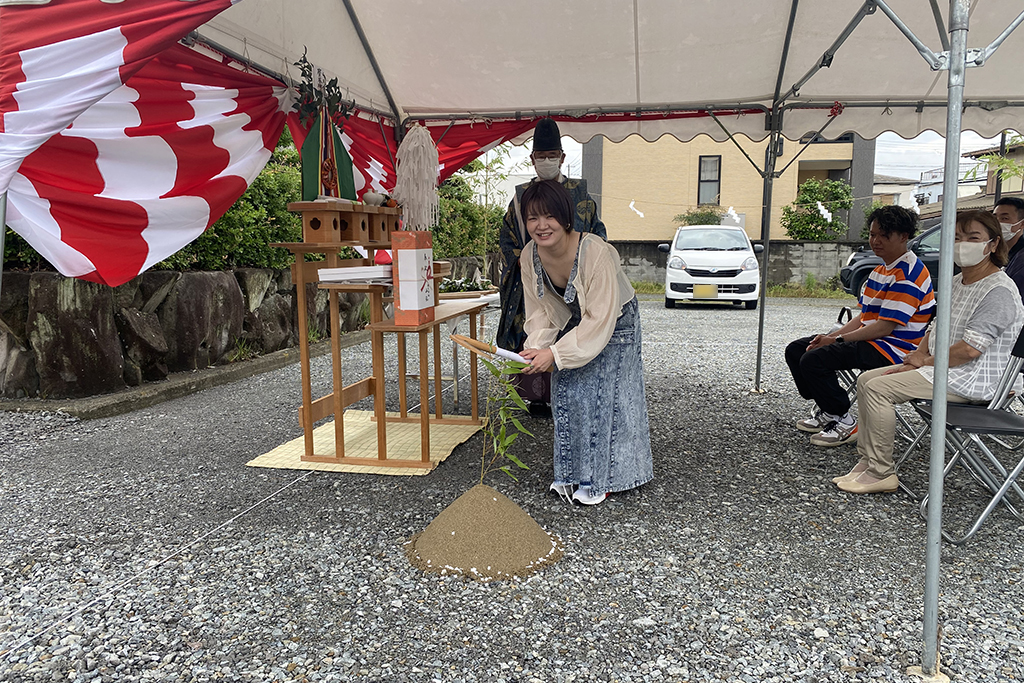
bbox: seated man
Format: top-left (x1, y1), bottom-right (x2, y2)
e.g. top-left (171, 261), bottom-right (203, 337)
top-left (785, 205), bottom-right (935, 446)
top-left (994, 196), bottom-right (1024, 300)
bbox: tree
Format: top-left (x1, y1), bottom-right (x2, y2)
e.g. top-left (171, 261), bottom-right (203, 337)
top-left (861, 200), bottom-right (886, 240)
top-left (781, 178), bottom-right (854, 240)
top-left (673, 206), bottom-right (724, 226)
top-left (432, 161), bottom-right (505, 258)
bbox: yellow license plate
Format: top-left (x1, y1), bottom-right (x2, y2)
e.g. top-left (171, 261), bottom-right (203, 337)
top-left (693, 284), bottom-right (718, 299)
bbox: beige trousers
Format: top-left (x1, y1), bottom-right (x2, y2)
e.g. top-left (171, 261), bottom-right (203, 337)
top-left (856, 366), bottom-right (973, 479)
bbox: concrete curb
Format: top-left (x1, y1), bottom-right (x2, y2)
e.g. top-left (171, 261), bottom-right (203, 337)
top-left (0, 330), bottom-right (371, 420)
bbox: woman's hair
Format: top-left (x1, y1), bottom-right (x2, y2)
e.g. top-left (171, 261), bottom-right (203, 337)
top-left (521, 179), bottom-right (574, 232)
top-left (957, 209), bottom-right (1008, 267)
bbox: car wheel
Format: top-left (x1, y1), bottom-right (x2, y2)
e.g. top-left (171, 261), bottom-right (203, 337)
top-left (855, 274), bottom-right (869, 302)
top-left (744, 300), bottom-right (757, 310)
top-left (664, 297), bottom-right (675, 309)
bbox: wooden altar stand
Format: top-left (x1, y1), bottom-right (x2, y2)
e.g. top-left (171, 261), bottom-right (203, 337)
top-left (273, 200), bottom-right (486, 472)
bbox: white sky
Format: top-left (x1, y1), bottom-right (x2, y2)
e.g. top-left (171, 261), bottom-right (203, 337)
top-left (499, 131), bottom-right (1013, 183)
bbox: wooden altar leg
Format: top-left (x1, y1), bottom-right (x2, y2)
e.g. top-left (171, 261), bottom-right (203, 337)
top-left (433, 324), bottom-right (443, 419)
top-left (294, 263), bottom-right (314, 458)
top-left (419, 332), bottom-right (430, 463)
top-left (372, 326), bottom-right (388, 460)
top-left (397, 333), bottom-right (408, 418)
top-left (470, 313), bottom-right (479, 423)
top-left (329, 289), bottom-right (344, 458)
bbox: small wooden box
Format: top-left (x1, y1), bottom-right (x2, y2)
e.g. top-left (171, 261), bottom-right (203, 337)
top-left (343, 210), bottom-right (370, 242)
top-left (301, 207), bottom-right (343, 243)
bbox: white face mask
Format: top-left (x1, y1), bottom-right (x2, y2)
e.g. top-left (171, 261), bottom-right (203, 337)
top-left (953, 239), bottom-right (991, 268)
top-left (1000, 219), bottom-right (1023, 241)
top-left (533, 157), bottom-right (561, 180)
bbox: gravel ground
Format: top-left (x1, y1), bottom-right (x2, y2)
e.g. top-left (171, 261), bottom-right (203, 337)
top-left (1, 296), bottom-right (1022, 683)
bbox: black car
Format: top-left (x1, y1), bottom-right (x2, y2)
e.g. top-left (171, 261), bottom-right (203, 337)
top-left (839, 218), bottom-right (955, 298)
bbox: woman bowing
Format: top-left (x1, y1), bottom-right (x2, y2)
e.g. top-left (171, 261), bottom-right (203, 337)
top-left (519, 180), bottom-right (654, 505)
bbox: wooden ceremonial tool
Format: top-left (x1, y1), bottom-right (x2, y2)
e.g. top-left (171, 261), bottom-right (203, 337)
top-left (450, 334), bottom-right (528, 363)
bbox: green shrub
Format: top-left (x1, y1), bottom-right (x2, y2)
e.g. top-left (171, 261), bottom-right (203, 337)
top-left (3, 227), bottom-right (50, 271)
top-left (432, 168), bottom-right (503, 259)
top-left (861, 200), bottom-right (886, 239)
top-left (781, 178), bottom-right (854, 240)
top-left (673, 206), bottom-right (724, 226)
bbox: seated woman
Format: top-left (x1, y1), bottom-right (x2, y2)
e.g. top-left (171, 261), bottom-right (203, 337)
top-left (836, 210), bottom-right (1024, 494)
top-left (518, 180), bottom-right (653, 505)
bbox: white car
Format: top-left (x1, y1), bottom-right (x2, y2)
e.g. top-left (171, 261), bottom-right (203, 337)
top-left (659, 225), bottom-right (763, 310)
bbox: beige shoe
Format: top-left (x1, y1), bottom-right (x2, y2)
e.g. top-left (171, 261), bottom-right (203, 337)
top-left (837, 472), bottom-right (899, 494)
top-left (831, 462), bottom-right (868, 484)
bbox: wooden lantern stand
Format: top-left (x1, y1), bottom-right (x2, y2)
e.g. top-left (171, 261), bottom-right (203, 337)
top-left (273, 199), bottom-right (486, 470)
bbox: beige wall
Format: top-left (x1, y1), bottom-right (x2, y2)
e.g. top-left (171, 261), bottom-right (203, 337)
top-left (984, 148), bottom-right (1024, 194)
top-left (598, 136), bottom-right (854, 242)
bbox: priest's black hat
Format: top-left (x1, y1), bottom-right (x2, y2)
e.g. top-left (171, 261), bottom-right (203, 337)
top-left (532, 118), bottom-right (562, 152)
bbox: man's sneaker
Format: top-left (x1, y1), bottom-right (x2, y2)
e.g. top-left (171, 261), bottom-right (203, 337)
top-left (810, 419), bottom-right (858, 447)
top-left (796, 409), bottom-right (828, 433)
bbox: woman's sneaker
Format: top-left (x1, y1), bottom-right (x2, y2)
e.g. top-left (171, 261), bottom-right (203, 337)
top-left (572, 487), bottom-right (608, 505)
top-left (796, 408), bottom-right (827, 433)
top-left (810, 418), bottom-right (858, 446)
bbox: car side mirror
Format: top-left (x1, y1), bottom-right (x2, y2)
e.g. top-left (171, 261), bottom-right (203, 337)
top-left (658, 243), bottom-right (670, 253)
top-left (753, 244), bottom-right (764, 254)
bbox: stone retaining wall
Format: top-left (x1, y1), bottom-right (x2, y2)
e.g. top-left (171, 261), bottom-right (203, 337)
top-left (0, 268), bottom-right (366, 399)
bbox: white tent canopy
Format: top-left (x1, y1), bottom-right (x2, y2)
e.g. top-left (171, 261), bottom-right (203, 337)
top-left (200, 0), bottom-right (1024, 143)
top-left (195, 3), bottom-right (1024, 678)
top-left (2, 2), bottom-right (1019, 679)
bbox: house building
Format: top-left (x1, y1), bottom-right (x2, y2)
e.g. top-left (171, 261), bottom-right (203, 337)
top-left (873, 174), bottom-right (919, 209)
top-left (580, 133), bottom-right (875, 242)
top-left (917, 142), bottom-right (1024, 219)
top-left (913, 161), bottom-right (987, 207)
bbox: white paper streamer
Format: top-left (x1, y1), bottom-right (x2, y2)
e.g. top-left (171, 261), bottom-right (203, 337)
top-left (391, 124), bottom-right (439, 231)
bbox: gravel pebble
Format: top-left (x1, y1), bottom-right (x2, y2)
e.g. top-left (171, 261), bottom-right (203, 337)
top-left (1, 296), bottom-right (1022, 682)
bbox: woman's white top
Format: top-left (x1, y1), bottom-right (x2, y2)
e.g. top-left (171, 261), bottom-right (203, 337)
top-left (521, 233), bottom-right (635, 370)
top-left (918, 270), bottom-right (1024, 401)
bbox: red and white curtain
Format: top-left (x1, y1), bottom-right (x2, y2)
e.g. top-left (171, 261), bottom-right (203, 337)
top-left (0, 0), bottom-right (291, 286)
top-left (0, 0), bottom-right (536, 286)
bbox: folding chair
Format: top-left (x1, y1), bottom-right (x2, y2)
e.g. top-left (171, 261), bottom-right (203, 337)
top-left (909, 326), bottom-right (1024, 544)
top-left (832, 306), bottom-right (920, 445)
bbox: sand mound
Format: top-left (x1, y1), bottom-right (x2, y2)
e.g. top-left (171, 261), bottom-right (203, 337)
top-left (406, 483), bottom-right (563, 581)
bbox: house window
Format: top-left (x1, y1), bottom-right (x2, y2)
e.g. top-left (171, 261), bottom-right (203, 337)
top-left (698, 155), bottom-right (721, 205)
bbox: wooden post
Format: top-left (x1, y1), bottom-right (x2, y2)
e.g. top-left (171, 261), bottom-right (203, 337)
top-left (419, 332), bottom-right (430, 463)
top-left (397, 333), bottom-right (407, 418)
top-left (433, 324), bottom-right (443, 419)
top-left (470, 313), bottom-right (479, 422)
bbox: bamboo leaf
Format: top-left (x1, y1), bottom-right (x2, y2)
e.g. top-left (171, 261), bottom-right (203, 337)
top-left (509, 390), bottom-right (528, 411)
top-left (505, 452), bottom-right (529, 470)
top-left (510, 416), bottom-right (534, 437)
top-left (481, 358), bottom-right (501, 379)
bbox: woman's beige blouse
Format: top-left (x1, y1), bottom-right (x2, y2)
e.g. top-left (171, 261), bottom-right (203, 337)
top-left (521, 233), bottom-right (636, 370)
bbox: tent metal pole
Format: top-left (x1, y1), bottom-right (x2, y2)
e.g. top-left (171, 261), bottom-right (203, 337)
top-left (0, 192), bottom-right (6, 307)
top-left (921, 0), bottom-right (969, 677)
top-left (927, 0), bottom-right (951, 51)
top-left (340, 0), bottom-right (404, 131)
top-left (995, 131), bottom-right (1006, 202)
top-left (753, 133), bottom-right (779, 391)
top-left (778, 1), bottom-right (877, 103)
top-left (752, 0), bottom-right (799, 391)
top-left (706, 111), bottom-right (764, 175)
top-left (873, 0), bottom-right (944, 69)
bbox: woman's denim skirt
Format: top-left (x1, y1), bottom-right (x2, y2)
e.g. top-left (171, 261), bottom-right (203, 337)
top-left (551, 297), bottom-right (654, 494)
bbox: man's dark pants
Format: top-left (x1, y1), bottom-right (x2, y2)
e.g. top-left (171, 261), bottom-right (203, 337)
top-left (785, 336), bottom-right (891, 417)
